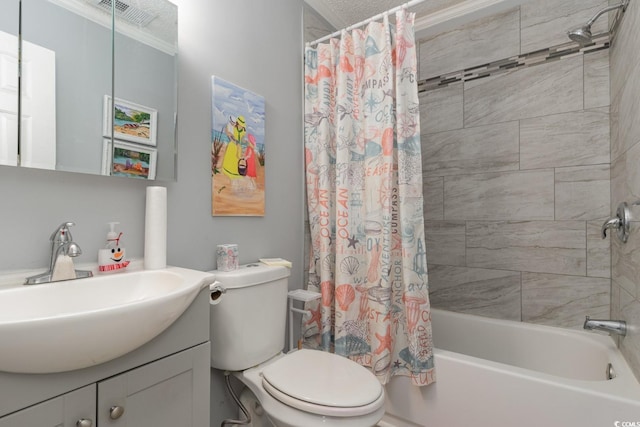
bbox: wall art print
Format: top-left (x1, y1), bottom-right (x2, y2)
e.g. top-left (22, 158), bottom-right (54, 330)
top-left (103, 95), bottom-right (158, 146)
top-left (101, 139), bottom-right (157, 180)
top-left (211, 76), bottom-right (265, 216)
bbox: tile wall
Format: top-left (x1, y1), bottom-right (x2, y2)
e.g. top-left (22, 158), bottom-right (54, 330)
top-left (419, 0), bottom-right (612, 329)
top-left (610, 0), bottom-right (640, 378)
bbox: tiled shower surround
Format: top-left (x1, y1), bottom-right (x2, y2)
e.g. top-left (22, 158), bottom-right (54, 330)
top-left (419, 0), bottom-right (613, 329)
top-left (610, 0), bottom-right (640, 379)
top-left (304, 0), bottom-right (640, 377)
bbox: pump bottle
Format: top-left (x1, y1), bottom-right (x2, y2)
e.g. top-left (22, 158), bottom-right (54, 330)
top-left (98, 222), bottom-right (129, 272)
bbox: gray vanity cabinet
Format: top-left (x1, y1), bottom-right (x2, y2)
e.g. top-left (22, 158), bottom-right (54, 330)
top-left (0, 344), bottom-right (209, 427)
top-left (0, 385), bottom-right (96, 427)
top-left (97, 343), bottom-right (210, 427)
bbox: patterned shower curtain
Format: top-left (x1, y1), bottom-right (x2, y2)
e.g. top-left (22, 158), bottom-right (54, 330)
top-left (303, 10), bottom-right (435, 386)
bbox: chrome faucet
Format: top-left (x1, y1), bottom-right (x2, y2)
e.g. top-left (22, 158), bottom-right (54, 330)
top-left (601, 202), bottom-right (631, 243)
top-left (24, 222), bottom-right (93, 285)
top-left (583, 316), bottom-right (627, 336)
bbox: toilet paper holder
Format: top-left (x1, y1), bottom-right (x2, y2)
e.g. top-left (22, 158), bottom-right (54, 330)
top-left (209, 281), bottom-right (226, 305)
top-left (287, 289), bottom-right (321, 351)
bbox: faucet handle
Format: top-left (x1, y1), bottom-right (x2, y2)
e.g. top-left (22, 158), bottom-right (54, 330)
top-left (601, 202), bottom-right (631, 243)
top-left (50, 222), bottom-right (75, 242)
top-left (601, 217), bottom-right (620, 238)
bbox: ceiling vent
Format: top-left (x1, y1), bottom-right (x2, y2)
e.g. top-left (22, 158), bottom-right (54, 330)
top-left (94, 0), bottom-right (156, 27)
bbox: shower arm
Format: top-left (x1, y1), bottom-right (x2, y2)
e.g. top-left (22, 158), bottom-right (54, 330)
top-left (585, 2), bottom-right (627, 27)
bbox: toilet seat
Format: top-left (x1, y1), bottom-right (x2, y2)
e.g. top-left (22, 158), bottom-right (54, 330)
top-left (261, 349), bottom-right (385, 417)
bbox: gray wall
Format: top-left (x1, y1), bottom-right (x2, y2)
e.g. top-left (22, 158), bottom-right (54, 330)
top-left (420, 0), bottom-right (612, 330)
top-left (0, 0), bottom-right (304, 424)
top-left (0, 1), bottom-right (18, 35)
top-left (303, 2), bottom-right (335, 43)
top-left (610, 0), bottom-right (640, 380)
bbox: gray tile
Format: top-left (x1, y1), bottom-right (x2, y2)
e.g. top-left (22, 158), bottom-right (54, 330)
top-left (584, 49), bottom-right (610, 109)
top-left (611, 220), bottom-right (640, 299)
top-left (466, 221), bottom-right (586, 275)
top-left (522, 272), bottom-right (610, 329)
top-left (444, 170), bottom-right (554, 220)
top-left (611, 140), bottom-right (640, 212)
top-left (428, 264), bottom-right (521, 321)
top-left (619, 287), bottom-right (640, 380)
top-left (610, 0), bottom-right (640, 103)
top-left (424, 221), bottom-right (465, 266)
top-left (587, 219), bottom-right (611, 278)
top-left (610, 1), bottom-right (640, 378)
top-left (521, 0), bottom-right (609, 53)
top-left (464, 55), bottom-right (584, 127)
top-left (555, 164), bottom-right (610, 220)
top-left (611, 281), bottom-right (621, 319)
top-left (520, 108), bottom-right (610, 169)
top-left (611, 58), bottom-right (640, 162)
top-left (419, 83), bottom-right (463, 135)
top-left (423, 176), bottom-right (444, 220)
top-left (418, 8), bottom-right (520, 79)
top-left (422, 122), bottom-right (519, 177)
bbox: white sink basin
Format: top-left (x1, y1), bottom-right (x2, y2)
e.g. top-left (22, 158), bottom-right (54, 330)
top-left (0, 266), bottom-right (214, 374)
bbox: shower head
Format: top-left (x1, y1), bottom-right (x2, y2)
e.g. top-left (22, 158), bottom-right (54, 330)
top-left (567, 1), bottom-right (628, 45)
top-left (568, 25), bottom-right (593, 44)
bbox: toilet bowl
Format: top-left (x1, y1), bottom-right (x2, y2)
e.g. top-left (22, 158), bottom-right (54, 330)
top-left (209, 264), bottom-right (385, 427)
top-left (236, 351), bottom-right (385, 427)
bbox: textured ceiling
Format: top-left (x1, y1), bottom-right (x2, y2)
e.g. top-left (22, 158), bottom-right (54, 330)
top-left (323, 0), bottom-right (407, 26)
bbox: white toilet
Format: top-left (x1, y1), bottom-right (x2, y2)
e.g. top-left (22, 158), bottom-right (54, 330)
top-left (209, 263), bottom-right (385, 427)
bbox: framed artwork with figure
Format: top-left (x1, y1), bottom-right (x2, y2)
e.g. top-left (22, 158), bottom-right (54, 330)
top-left (210, 76), bottom-right (265, 216)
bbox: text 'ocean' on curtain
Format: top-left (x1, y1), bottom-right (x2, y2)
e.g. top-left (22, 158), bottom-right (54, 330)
top-left (303, 10), bottom-right (435, 386)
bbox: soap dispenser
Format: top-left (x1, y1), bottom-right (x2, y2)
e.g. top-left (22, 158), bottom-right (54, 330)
top-left (98, 222), bottom-right (130, 272)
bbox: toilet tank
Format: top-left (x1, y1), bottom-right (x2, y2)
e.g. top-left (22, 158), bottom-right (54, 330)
top-left (209, 263), bottom-right (290, 371)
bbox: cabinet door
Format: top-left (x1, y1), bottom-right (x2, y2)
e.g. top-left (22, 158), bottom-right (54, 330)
top-left (98, 343), bottom-right (210, 427)
top-left (0, 384), bottom-right (95, 427)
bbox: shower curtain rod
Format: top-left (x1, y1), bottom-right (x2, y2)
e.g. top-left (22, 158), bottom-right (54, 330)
top-left (306, 0), bottom-right (429, 46)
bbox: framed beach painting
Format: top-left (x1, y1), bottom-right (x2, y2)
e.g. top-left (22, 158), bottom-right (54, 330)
top-left (103, 95), bottom-right (158, 146)
top-left (102, 139), bottom-right (157, 180)
top-left (211, 76), bottom-right (266, 216)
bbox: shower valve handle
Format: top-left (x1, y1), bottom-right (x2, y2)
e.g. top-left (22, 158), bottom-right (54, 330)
top-left (601, 217), bottom-right (621, 238)
top-left (602, 202), bottom-right (630, 243)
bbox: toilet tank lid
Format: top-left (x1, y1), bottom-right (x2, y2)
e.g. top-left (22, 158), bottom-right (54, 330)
top-left (210, 263), bottom-right (290, 289)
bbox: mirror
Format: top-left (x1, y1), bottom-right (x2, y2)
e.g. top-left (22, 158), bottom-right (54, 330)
top-left (113, 0), bottom-right (177, 181)
top-left (3, 0), bottom-right (177, 180)
top-left (0, 1), bottom-right (19, 167)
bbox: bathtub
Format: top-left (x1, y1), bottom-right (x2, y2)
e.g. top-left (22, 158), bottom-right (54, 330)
top-left (381, 309), bottom-right (640, 427)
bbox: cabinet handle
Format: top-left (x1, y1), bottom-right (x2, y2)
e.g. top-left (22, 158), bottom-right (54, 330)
top-left (109, 405), bottom-right (125, 420)
top-left (76, 419), bottom-right (93, 427)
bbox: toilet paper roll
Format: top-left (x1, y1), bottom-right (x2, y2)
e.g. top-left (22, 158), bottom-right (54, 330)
top-left (216, 244), bottom-right (239, 271)
top-left (144, 186), bottom-right (167, 270)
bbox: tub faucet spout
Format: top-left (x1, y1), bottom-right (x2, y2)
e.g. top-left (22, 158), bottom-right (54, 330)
top-left (583, 316), bottom-right (627, 336)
